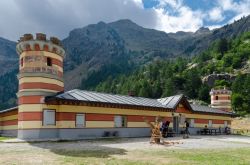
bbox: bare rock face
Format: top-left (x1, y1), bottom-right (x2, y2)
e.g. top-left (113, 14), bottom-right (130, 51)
top-left (202, 73), bottom-right (236, 87)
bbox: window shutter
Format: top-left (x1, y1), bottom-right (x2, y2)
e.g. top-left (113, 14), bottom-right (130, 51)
top-left (114, 116), bottom-right (122, 127)
top-left (43, 110), bottom-right (56, 126)
top-left (76, 114), bottom-right (85, 127)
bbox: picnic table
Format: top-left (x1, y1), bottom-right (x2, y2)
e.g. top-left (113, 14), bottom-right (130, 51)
top-left (200, 128), bottom-right (221, 135)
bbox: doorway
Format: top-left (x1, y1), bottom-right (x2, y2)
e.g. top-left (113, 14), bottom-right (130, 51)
top-left (173, 116), bottom-right (179, 133)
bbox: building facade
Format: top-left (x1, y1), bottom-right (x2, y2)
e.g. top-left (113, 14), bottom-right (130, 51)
top-left (0, 33), bottom-right (233, 140)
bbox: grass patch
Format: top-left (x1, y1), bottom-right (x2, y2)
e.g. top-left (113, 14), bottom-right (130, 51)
top-left (50, 148), bottom-right (250, 165)
top-left (140, 148), bottom-right (250, 165)
top-left (0, 136), bottom-right (13, 141)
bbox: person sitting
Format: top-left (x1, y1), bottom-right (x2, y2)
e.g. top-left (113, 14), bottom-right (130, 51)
top-left (204, 125), bottom-right (209, 135)
top-left (161, 121), bottom-right (170, 138)
top-left (225, 126), bottom-right (231, 135)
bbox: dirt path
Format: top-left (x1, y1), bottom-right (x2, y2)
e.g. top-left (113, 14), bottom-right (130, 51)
top-left (0, 135), bottom-right (249, 165)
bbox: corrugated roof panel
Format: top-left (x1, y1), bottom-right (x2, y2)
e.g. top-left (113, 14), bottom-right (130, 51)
top-left (190, 104), bottom-right (232, 115)
top-left (166, 95), bottom-right (182, 108)
top-left (77, 90), bottom-right (110, 103)
top-left (59, 93), bottom-right (77, 100)
top-left (69, 91), bottom-right (90, 101)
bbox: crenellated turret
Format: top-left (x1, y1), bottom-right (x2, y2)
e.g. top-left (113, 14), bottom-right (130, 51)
top-left (16, 33), bottom-right (65, 103)
top-left (210, 87), bottom-right (232, 112)
top-left (16, 33), bottom-right (65, 137)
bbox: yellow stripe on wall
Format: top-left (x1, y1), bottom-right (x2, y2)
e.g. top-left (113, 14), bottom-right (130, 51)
top-left (18, 121), bottom-right (56, 129)
top-left (19, 89), bottom-right (59, 93)
top-left (18, 104), bottom-right (59, 112)
top-left (57, 121), bottom-right (75, 128)
top-left (19, 77), bottom-right (64, 86)
top-left (0, 115), bottom-right (18, 121)
top-left (1, 125), bottom-right (18, 130)
top-left (127, 122), bottom-right (149, 128)
top-left (20, 51), bottom-right (63, 61)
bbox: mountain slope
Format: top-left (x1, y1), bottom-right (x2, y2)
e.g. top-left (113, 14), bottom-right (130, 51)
top-left (95, 31), bottom-right (250, 115)
top-left (0, 15), bottom-right (250, 110)
top-left (0, 37), bottom-right (18, 76)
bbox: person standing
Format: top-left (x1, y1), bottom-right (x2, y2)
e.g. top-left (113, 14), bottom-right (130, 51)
top-left (184, 120), bottom-right (190, 138)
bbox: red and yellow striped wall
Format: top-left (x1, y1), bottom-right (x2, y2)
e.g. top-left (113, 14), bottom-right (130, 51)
top-left (0, 108), bottom-right (18, 133)
top-left (16, 104), bottom-right (231, 130)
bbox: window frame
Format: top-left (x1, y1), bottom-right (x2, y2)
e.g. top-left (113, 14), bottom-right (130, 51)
top-left (42, 109), bottom-right (56, 126)
top-left (75, 113), bottom-right (86, 128)
top-left (114, 115), bottom-right (127, 128)
top-left (208, 120), bottom-right (213, 128)
top-left (224, 121), bottom-right (228, 127)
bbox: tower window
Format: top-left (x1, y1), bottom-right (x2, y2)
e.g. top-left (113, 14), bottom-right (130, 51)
top-left (20, 58), bottom-right (23, 67)
top-left (47, 57), bottom-right (52, 66)
top-left (44, 45), bottom-right (49, 51)
top-left (34, 44), bottom-right (40, 51)
top-left (215, 96), bottom-right (218, 100)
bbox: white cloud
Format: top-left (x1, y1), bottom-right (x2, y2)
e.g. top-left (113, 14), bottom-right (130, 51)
top-left (217, 0), bottom-right (250, 22)
top-left (208, 7), bottom-right (224, 22)
top-left (0, 0), bottom-right (249, 41)
top-left (0, 0), bottom-right (157, 41)
top-left (154, 0), bottom-right (204, 32)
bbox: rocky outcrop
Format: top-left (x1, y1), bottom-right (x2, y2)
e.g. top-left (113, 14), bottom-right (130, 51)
top-left (202, 73), bottom-right (236, 87)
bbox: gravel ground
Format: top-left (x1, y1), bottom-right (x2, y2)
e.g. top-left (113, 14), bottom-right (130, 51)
top-left (1, 135), bottom-right (250, 151)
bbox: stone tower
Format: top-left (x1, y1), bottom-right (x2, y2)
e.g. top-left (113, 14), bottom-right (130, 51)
top-left (210, 87), bottom-right (232, 112)
top-left (16, 33), bottom-right (65, 139)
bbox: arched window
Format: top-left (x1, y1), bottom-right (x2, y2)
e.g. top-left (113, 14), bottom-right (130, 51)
top-left (34, 44), bottom-right (40, 51)
top-left (47, 57), bottom-right (52, 66)
top-left (43, 45), bottom-right (49, 51)
top-left (215, 96), bottom-right (219, 100)
top-left (25, 44), bottom-right (31, 51)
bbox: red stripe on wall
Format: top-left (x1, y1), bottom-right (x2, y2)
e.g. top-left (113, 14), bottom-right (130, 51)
top-left (18, 112), bottom-right (42, 121)
top-left (18, 96), bottom-right (44, 104)
top-left (52, 58), bottom-right (63, 67)
top-left (127, 115), bottom-right (156, 122)
top-left (195, 119), bottom-right (209, 123)
top-left (56, 112), bottom-right (75, 121)
top-left (212, 120), bottom-right (224, 124)
top-left (86, 114), bottom-right (114, 121)
top-left (0, 119), bottom-right (18, 126)
top-left (176, 107), bottom-right (191, 113)
top-left (19, 82), bottom-right (64, 91)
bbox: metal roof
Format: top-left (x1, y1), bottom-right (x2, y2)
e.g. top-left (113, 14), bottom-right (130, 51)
top-left (190, 104), bottom-right (232, 115)
top-left (54, 89), bottom-right (169, 109)
top-left (46, 89), bottom-right (232, 115)
top-left (157, 95), bottom-right (183, 109)
top-left (0, 106), bottom-right (18, 113)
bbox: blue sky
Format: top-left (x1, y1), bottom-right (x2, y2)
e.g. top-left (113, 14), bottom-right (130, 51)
top-left (0, 0), bottom-right (249, 40)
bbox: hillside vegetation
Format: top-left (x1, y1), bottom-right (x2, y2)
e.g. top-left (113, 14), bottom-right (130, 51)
top-left (95, 32), bottom-right (250, 115)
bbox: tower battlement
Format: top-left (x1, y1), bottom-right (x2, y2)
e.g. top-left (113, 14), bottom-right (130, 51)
top-left (16, 33), bottom-right (65, 58)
